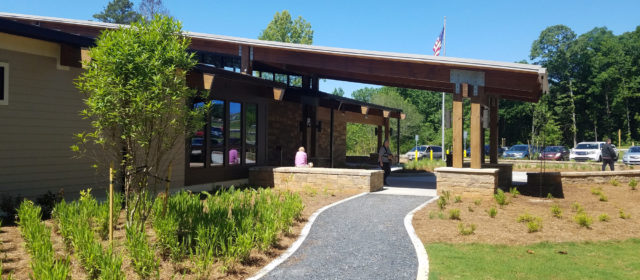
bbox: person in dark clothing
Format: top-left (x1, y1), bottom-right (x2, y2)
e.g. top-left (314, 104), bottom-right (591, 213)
top-left (378, 139), bottom-right (393, 186)
top-left (601, 138), bottom-right (616, 171)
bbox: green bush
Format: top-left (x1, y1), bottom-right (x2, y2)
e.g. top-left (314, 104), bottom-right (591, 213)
top-left (457, 223), bottom-right (476, 236)
top-left (454, 196), bottom-right (462, 203)
top-left (509, 187), bottom-right (520, 198)
top-left (97, 191), bottom-right (124, 240)
top-left (571, 202), bottom-right (584, 213)
top-left (590, 187), bottom-right (602, 195)
top-left (574, 212), bottom-right (593, 228)
top-left (629, 179), bottom-right (637, 190)
top-left (17, 200), bottom-right (70, 280)
top-left (598, 213), bottom-right (610, 222)
top-left (494, 189), bottom-right (509, 206)
top-left (437, 196), bottom-right (448, 210)
top-left (550, 204), bottom-right (563, 218)
top-left (610, 179), bottom-right (619, 186)
top-left (599, 194), bottom-right (608, 202)
top-left (487, 207), bottom-right (498, 218)
top-left (526, 219), bottom-right (543, 233)
top-left (619, 209), bottom-right (631, 219)
top-left (448, 209), bottom-right (461, 220)
top-left (125, 223), bottom-right (159, 279)
top-left (473, 199), bottom-right (482, 206)
top-left (517, 213), bottom-right (536, 223)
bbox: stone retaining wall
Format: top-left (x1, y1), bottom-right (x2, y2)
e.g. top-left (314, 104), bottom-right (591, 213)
top-left (249, 166), bottom-right (383, 192)
top-left (560, 170), bottom-right (640, 185)
top-left (434, 167), bottom-right (499, 198)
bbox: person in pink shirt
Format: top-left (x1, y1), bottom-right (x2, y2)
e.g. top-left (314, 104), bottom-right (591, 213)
top-left (295, 146), bottom-right (312, 167)
top-left (229, 148), bottom-right (239, 165)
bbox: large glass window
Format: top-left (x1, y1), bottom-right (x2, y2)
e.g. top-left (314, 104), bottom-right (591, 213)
top-left (228, 102), bottom-right (242, 165)
top-left (245, 104), bottom-right (257, 164)
top-left (189, 101), bottom-right (206, 167)
top-left (210, 100), bottom-right (225, 166)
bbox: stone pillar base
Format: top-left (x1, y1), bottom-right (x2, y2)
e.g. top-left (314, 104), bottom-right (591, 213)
top-left (435, 167), bottom-right (499, 198)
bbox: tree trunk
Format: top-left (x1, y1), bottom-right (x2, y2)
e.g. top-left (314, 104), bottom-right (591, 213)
top-left (594, 120), bottom-right (598, 142)
top-left (626, 102), bottom-right (631, 141)
top-left (569, 80), bottom-right (577, 147)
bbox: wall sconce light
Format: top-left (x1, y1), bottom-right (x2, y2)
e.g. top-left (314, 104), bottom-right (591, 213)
top-left (203, 73), bottom-right (214, 90)
top-left (306, 117), bottom-right (312, 127)
top-left (360, 106), bottom-right (369, 115)
top-left (400, 113), bottom-right (406, 120)
top-left (316, 121), bottom-right (322, 132)
top-left (273, 87), bottom-right (285, 101)
top-left (383, 110), bottom-right (390, 118)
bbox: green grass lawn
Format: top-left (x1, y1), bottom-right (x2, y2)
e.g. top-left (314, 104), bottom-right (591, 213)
top-left (426, 239), bottom-right (640, 280)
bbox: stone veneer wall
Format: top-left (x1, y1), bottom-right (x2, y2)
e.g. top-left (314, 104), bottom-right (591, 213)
top-left (249, 166), bottom-right (383, 192)
top-left (267, 101), bottom-right (303, 166)
top-left (435, 167), bottom-right (499, 197)
top-left (560, 170), bottom-right (640, 185)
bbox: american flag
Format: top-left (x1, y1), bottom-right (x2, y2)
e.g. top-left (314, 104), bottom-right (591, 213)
top-left (433, 27), bottom-right (444, 56)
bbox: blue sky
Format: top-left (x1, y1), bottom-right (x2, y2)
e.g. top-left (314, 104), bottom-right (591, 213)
top-left (3, 0), bottom-right (639, 96)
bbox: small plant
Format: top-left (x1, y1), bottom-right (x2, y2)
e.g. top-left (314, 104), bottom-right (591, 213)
top-left (473, 199), bottom-right (482, 206)
top-left (457, 223), bottom-right (477, 236)
top-left (590, 187), bottom-right (602, 195)
top-left (454, 195), bottom-right (462, 203)
top-left (437, 211), bottom-right (445, 219)
top-left (526, 218), bottom-right (543, 233)
top-left (610, 179), bottom-right (619, 186)
top-left (517, 213), bottom-right (536, 223)
top-left (448, 208), bottom-right (461, 220)
top-left (629, 179), bottom-right (637, 190)
top-left (598, 194), bottom-right (608, 202)
top-left (437, 196), bottom-right (448, 210)
top-left (598, 213), bottom-right (610, 222)
top-left (550, 204), bottom-right (563, 218)
top-left (546, 193), bottom-right (554, 199)
top-left (619, 209), bottom-right (631, 219)
top-left (487, 207), bottom-right (497, 218)
top-left (428, 211), bottom-right (436, 219)
top-left (571, 202), bottom-right (584, 213)
top-left (468, 206), bottom-right (474, 212)
top-left (125, 223), bottom-right (159, 279)
top-left (494, 189), bottom-right (509, 206)
top-left (574, 212), bottom-right (593, 228)
top-left (509, 187), bottom-right (520, 198)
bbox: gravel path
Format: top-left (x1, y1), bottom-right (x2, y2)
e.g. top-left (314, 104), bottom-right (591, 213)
top-left (261, 194), bottom-right (430, 280)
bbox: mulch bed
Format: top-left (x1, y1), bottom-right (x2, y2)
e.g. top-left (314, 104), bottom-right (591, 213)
top-left (413, 182), bottom-right (640, 245)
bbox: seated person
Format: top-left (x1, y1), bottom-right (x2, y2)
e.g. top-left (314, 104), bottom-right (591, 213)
top-left (295, 147), bottom-right (313, 167)
top-left (229, 148), bottom-right (239, 165)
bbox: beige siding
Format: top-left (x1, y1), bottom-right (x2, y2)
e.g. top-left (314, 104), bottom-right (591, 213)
top-left (0, 46), bottom-right (185, 198)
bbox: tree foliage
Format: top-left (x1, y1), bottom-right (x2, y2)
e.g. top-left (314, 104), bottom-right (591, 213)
top-left (258, 10), bottom-right (313, 44)
top-left (74, 16), bottom-right (204, 226)
top-left (93, 0), bottom-right (141, 24)
top-left (138, 0), bottom-right (169, 21)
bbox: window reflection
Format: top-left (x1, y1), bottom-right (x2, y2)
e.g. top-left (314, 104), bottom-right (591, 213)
top-left (189, 101), bottom-right (205, 167)
top-left (245, 104), bottom-right (257, 164)
top-left (210, 100), bottom-right (224, 166)
top-left (228, 102), bottom-right (242, 165)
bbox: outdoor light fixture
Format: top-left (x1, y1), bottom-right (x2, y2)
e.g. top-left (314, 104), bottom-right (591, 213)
top-left (203, 73), bottom-right (214, 90)
top-left (383, 110), bottom-right (390, 118)
top-left (400, 113), bottom-right (406, 120)
top-left (273, 87), bottom-right (285, 101)
top-left (361, 106), bottom-right (369, 115)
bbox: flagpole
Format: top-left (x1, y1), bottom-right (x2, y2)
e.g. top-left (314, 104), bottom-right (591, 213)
top-left (441, 16), bottom-right (446, 160)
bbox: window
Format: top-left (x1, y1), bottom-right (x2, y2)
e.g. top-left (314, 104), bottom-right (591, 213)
top-left (228, 102), bottom-right (242, 165)
top-left (210, 100), bottom-right (225, 166)
top-left (189, 102), bottom-right (206, 167)
top-left (245, 104), bottom-right (257, 164)
top-left (0, 63), bottom-right (8, 105)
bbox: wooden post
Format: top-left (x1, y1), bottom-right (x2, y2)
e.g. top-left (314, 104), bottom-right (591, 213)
top-left (452, 85), bottom-right (465, 168)
top-left (471, 101), bottom-right (482, 169)
top-left (163, 164), bottom-right (172, 217)
top-left (108, 162), bottom-right (114, 245)
top-left (384, 118), bottom-right (390, 142)
top-left (490, 96), bottom-right (499, 164)
top-left (240, 45), bottom-right (252, 75)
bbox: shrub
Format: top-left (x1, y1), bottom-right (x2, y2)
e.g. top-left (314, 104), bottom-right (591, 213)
top-left (629, 179), bottom-right (637, 190)
top-left (437, 196), bottom-right (448, 210)
top-left (125, 223), bottom-right (159, 279)
top-left (526, 219), bottom-right (543, 233)
top-left (509, 187), bottom-right (520, 198)
top-left (473, 199), bottom-right (482, 206)
top-left (467, 206), bottom-right (474, 212)
top-left (599, 194), bottom-right (608, 202)
top-left (487, 207), bottom-right (497, 218)
top-left (517, 213), bottom-right (536, 223)
top-left (590, 187), bottom-right (602, 195)
top-left (619, 209), bottom-right (631, 219)
top-left (598, 213), bottom-right (610, 222)
top-left (437, 211), bottom-right (445, 219)
top-left (571, 202), bottom-right (584, 213)
top-left (457, 223), bottom-right (476, 236)
top-left (610, 179), bottom-right (619, 186)
top-left (546, 193), bottom-right (554, 199)
top-left (428, 211), bottom-right (436, 219)
top-left (574, 212), bottom-right (593, 228)
top-left (17, 200), bottom-right (71, 280)
top-left (97, 191), bottom-right (124, 240)
top-left (454, 196), bottom-right (462, 203)
top-left (494, 189), bottom-right (509, 206)
top-left (550, 204), bottom-right (563, 218)
top-left (448, 209), bottom-right (461, 220)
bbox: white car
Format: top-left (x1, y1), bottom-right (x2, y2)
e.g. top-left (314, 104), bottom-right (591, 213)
top-left (569, 141), bottom-right (617, 162)
top-left (405, 145), bottom-right (443, 160)
top-left (622, 146), bottom-right (640, 165)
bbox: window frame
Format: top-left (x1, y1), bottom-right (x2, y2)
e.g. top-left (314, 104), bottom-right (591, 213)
top-left (0, 62), bottom-right (8, 105)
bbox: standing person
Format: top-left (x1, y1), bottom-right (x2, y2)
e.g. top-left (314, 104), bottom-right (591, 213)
top-left (378, 139), bottom-right (393, 185)
top-left (601, 138), bottom-right (616, 171)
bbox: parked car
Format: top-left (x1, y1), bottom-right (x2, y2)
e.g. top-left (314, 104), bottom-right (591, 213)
top-left (465, 145), bottom-right (509, 157)
top-left (569, 141), bottom-right (619, 162)
top-left (538, 146), bottom-right (570, 161)
top-left (405, 145), bottom-right (443, 160)
top-left (622, 146), bottom-right (640, 165)
top-left (503, 144), bottom-right (538, 159)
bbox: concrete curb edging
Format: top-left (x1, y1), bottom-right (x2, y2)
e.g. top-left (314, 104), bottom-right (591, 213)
top-left (247, 192), bottom-right (369, 280)
top-left (404, 196), bottom-right (439, 280)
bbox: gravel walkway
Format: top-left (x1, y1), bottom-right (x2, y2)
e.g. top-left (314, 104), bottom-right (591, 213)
top-left (261, 194), bottom-right (430, 280)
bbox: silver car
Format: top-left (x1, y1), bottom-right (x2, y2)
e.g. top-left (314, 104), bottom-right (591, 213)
top-left (405, 145), bottom-right (443, 160)
top-left (622, 146), bottom-right (640, 165)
